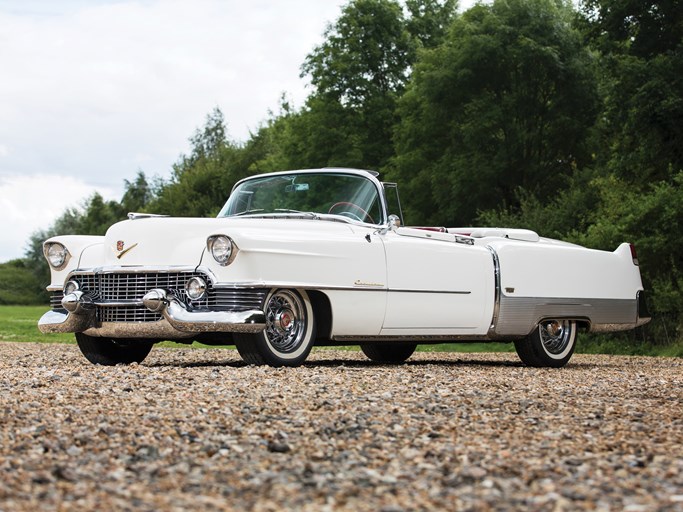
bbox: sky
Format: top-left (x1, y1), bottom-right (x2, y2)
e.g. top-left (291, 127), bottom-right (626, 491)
top-left (0, 0), bottom-right (478, 263)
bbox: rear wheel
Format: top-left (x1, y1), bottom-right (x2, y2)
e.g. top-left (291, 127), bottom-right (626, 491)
top-left (75, 333), bottom-right (153, 366)
top-left (234, 289), bottom-right (315, 367)
top-left (360, 343), bottom-right (417, 363)
top-left (514, 319), bottom-right (577, 368)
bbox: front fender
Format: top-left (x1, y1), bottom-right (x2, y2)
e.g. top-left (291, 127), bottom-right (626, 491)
top-left (44, 235), bottom-right (104, 290)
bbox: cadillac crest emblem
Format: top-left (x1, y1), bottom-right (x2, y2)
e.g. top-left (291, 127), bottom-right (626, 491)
top-left (114, 241), bottom-right (138, 259)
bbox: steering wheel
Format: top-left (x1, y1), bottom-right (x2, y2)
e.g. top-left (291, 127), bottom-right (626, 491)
top-left (328, 202), bottom-right (375, 224)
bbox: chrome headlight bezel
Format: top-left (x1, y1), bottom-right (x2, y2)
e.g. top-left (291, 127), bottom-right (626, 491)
top-left (186, 276), bottom-right (207, 300)
top-left (44, 242), bottom-right (70, 270)
top-left (207, 235), bottom-right (237, 266)
top-left (63, 280), bottom-right (80, 295)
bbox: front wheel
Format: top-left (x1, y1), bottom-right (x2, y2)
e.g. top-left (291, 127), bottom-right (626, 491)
top-left (360, 343), bottom-right (417, 363)
top-left (234, 289), bottom-right (316, 367)
top-left (75, 333), bottom-right (153, 366)
top-left (514, 319), bottom-right (577, 368)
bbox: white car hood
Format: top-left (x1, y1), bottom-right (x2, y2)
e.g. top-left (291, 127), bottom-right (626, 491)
top-left (103, 217), bottom-right (231, 267)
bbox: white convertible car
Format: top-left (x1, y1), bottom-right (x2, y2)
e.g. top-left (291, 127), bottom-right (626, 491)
top-left (39, 168), bottom-right (650, 367)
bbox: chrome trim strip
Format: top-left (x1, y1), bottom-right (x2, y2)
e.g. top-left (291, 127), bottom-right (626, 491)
top-left (93, 300), bottom-right (145, 307)
top-left (67, 266), bottom-right (220, 289)
top-left (209, 282), bottom-right (470, 294)
top-left (486, 245), bottom-right (501, 335)
top-left (387, 289), bottom-right (471, 295)
top-left (70, 265), bottom-right (198, 274)
top-left (492, 296), bottom-right (638, 337)
top-left (333, 335), bottom-right (495, 342)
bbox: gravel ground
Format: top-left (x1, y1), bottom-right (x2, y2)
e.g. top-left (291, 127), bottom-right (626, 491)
top-left (0, 342), bottom-right (682, 512)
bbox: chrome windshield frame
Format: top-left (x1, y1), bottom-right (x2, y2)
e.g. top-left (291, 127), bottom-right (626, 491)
top-left (218, 168), bottom-right (389, 226)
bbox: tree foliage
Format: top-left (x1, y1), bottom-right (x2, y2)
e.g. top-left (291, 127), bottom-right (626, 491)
top-left (0, 259), bottom-right (46, 305)
top-left (580, 0), bottom-right (683, 184)
top-left (390, 0), bottom-right (599, 225)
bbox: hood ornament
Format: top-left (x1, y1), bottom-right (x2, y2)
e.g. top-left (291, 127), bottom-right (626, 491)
top-left (115, 241), bottom-right (138, 259)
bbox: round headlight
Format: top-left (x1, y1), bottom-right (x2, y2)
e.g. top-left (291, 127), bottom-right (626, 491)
top-left (64, 280), bottom-right (80, 295)
top-left (45, 243), bottom-right (69, 269)
top-left (208, 235), bottom-right (234, 266)
top-left (186, 277), bottom-right (207, 300)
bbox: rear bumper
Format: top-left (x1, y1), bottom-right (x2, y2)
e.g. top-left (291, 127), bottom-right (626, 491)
top-left (38, 288), bottom-right (266, 339)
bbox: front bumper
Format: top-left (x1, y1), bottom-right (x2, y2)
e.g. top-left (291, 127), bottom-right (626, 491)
top-left (38, 288), bottom-right (266, 339)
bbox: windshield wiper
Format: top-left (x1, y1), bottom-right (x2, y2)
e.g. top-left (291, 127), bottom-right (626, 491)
top-left (274, 209), bottom-right (320, 219)
top-left (229, 209), bottom-right (265, 217)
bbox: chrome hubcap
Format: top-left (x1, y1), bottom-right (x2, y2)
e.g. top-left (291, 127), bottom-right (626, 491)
top-left (539, 320), bottom-right (573, 355)
top-left (264, 290), bottom-right (306, 353)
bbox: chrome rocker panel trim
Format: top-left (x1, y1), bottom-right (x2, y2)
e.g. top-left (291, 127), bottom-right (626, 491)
top-left (490, 295), bottom-right (641, 337)
top-left (38, 289), bottom-right (265, 339)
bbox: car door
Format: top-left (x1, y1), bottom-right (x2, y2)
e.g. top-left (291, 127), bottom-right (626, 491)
top-left (379, 228), bottom-right (494, 335)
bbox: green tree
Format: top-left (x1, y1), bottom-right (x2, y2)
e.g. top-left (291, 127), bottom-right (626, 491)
top-left (0, 259), bottom-right (48, 305)
top-left (405, 0), bottom-right (459, 48)
top-left (120, 171), bottom-right (155, 214)
top-left (150, 108), bottom-right (240, 217)
top-left (579, 0), bottom-right (683, 184)
top-left (293, 0), bottom-right (415, 170)
top-left (390, 0), bottom-right (599, 225)
top-left (149, 107), bottom-right (284, 217)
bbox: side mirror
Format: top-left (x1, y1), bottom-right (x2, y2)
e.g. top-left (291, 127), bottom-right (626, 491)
top-left (378, 214), bottom-right (401, 235)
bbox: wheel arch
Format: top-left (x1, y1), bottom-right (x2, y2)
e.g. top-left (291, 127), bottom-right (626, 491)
top-left (306, 289), bottom-right (333, 342)
top-left (532, 316), bottom-right (591, 335)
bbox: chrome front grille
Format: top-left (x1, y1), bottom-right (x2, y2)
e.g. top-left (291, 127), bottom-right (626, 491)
top-left (50, 291), bottom-right (64, 311)
top-left (99, 305), bottom-right (162, 323)
top-left (98, 272), bottom-right (198, 302)
top-left (211, 289), bottom-right (268, 310)
top-left (58, 270), bottom-right (267, 323)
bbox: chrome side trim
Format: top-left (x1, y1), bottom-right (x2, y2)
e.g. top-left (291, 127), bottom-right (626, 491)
top-left (492, 296), bottom-right (638, 337)
top-left (210, 282), bottom-right (470, 294)
top-left (486, 245), bottom-right (501, 335)
top-left (333, 334), bottom-right (495, 343)
top-left (388, 289), bottom-right (471, 295)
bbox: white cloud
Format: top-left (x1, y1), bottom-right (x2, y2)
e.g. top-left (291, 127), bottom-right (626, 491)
top-left (0, 0), bottom-right (345, 184)
top-left (0, 174), bottom-right (118, 261)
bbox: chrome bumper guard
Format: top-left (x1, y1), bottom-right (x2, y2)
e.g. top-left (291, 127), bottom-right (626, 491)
top-left (38, 288), bottom-right (266, 338)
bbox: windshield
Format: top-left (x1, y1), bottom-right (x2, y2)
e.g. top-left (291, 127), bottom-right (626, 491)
top-left (218, 172), bottom-right (383, 224)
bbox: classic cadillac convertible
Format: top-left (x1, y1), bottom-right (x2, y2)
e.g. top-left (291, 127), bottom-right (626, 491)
top-left (39, 168), bottom-right (650, 367)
